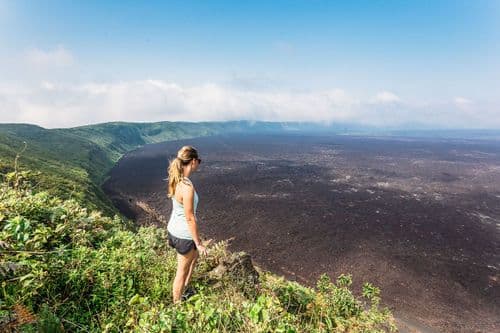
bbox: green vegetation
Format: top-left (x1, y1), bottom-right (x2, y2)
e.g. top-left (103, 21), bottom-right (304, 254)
top-left (1, 170), bottom-right (396, 332)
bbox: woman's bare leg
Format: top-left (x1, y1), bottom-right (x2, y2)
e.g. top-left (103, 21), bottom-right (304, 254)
top-left (184, 249), bottom-right (199, 289)
top-left (173, 248), bottom-right (197, 303)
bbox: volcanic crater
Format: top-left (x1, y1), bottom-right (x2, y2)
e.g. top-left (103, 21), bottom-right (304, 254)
top-left (103, 133), bottom-right (500, 333)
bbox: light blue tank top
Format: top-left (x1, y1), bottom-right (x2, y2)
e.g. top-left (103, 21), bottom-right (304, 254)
top-left (167, 178), bottom-right (199, 240)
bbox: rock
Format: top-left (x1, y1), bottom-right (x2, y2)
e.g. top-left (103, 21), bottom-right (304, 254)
top-left (208, 251), bottom-right (260, 290)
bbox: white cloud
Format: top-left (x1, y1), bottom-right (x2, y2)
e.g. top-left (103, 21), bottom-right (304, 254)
top-left (372, 91), bottom-right (401, 104)
top-left (0, 80), bottom-right (359, 127)
top-left (454, 97), bottom-right (473, 110)
top-left (40, 81), bottom-right (56, 90)
top-left (25, 45), bottom-right (74, 67)
top-left (0, 79), bottom-right (498, 129)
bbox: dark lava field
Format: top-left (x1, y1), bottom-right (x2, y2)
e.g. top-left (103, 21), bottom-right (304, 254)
top-left (103, 133), bottom-right (500, 333)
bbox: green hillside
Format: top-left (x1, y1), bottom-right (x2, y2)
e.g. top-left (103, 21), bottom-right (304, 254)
top-left (0, 123), bottom-right (113, 213)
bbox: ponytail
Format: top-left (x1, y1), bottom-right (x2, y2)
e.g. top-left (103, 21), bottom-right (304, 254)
top-left (167, 157), bottom-right (184, 198)
top-left (167, 145), bottom-right (199, 198)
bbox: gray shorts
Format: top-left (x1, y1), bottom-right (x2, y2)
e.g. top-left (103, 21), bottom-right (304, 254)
top-left (167, 232), bottom-right (197, 255)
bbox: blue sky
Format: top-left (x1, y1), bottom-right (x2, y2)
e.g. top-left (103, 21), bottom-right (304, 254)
top-left (0, 0), bottom-right (499, 128)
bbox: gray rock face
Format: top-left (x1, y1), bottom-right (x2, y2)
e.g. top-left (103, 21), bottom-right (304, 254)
top-left (208, 251), bottom-right (260, 290)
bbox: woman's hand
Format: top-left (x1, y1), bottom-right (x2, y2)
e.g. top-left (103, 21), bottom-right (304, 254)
top-left (196, 243), bottom-right (207, 256)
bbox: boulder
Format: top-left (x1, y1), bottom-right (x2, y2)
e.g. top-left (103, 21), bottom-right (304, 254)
top-left (207, 251), bottom-right (260, 292)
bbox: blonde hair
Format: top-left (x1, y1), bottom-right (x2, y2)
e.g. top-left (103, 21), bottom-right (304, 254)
top-left (167, 145), bottom-right (199, 198)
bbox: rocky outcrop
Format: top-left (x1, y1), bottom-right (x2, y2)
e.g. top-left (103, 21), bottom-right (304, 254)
top-left (207, 251), bottom-right (260, 295)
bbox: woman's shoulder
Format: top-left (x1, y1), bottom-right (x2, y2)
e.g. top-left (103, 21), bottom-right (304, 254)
top-left (181, 177), bottom-right (193, 187)
top-left (178, 178), bottom-right (196, 195)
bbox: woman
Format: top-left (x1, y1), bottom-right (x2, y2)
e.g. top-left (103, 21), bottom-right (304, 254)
top-left (166, 145), bottom-right (207, 303)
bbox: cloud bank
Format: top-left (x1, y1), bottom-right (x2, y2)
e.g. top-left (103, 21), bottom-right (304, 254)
top-left (0, 79), bottom-right (496, 129)
top-left (0, 46), bottom-right (498, 129)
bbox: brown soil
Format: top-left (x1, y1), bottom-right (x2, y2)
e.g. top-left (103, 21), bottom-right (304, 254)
top-left (103, 133), bottom-right (500, 333)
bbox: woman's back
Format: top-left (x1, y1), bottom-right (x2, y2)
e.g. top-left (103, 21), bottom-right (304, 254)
top-left (167, 178), bottom-right (199, 240)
